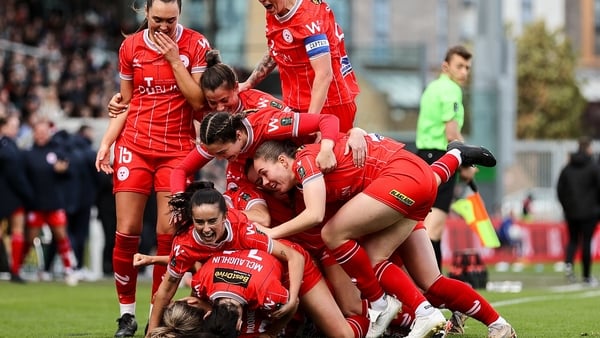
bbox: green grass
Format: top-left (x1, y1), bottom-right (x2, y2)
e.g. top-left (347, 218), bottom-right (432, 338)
top-left (0, 263), bottom-right (599, 337)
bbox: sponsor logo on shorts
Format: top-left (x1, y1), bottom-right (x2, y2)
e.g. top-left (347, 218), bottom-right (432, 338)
top-left (213, 267), bottom-right (251, 287)
top-left (389, 190), bottom-right (415, 206)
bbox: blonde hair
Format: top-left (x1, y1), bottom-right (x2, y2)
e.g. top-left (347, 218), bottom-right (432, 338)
top-left (149, 301), bottom-right (205, 338)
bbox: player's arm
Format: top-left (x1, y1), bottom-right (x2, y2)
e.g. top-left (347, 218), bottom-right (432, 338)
top-left (133, 253), bottom-right (168, 267)
top-left (146, 273), bottom-right (181, 337)
top-left (269, 240), bottom-right (304, 319)
top-left (243, 202), bottom-right (271, 228)
top-left (345, 127), bottom-right (368, 167)
top-left (95, 79), bottom-right (132, 173)
top-left (295, 112), bottom-right (339, 172)
top-left (170, 147), bottom-right (212, 194)
top-left (266, 176), bottom-right (326, 239)
top-left (239, 51), bottom-right (277, 91)
top-left (307, 52), bottom-right (333, 115)
top-left (152, 31), bottom-right (205, 111)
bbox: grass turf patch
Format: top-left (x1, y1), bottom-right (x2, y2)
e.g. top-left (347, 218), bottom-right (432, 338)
top-left (0, 262), bottom-right (599, 337)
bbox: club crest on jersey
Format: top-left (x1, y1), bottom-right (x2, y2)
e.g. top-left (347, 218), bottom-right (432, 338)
top-left (389, 190), bottom-right (415, 206)
top-left (297, 166), bottom-right (306, 180)
top-left (280, 117), bottom-right (293, 126)
top-left (282, 29), bottom-right (293, 43)
top-left (179, 55), bottom-right (190, 68)
top-left (213, 267), bottom-right (251, 287)
top-left (311, 0), bottom-right (322, 4)
top-left (241, 192), bottom-right (251, 201)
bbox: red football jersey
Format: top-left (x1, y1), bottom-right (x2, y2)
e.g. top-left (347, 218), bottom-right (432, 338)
top-left (223, 181), bottom-right (267, 212)
top-left (190, 249), bottom-right (288, 311)
top-left (118, 24), bottom-right (211, 153)
top-left (170, 108), bottom-right (337, 193)
top-left (237, 89), bottom-right (291, 113)
top-left (293, 133), bottom-right (406, 202)
top-left (166, 208), bottom-right (272, 279)
top-left (193, 88), bottom-right (290, 123)
top-left (265, 0), bottom-right (358, 110)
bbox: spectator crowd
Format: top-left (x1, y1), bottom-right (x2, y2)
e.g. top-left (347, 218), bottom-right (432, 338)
top-left (0, 0), bottom-right (151, 284)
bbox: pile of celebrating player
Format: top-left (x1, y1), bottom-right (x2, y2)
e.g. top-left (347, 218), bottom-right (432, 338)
top-left (96, 0), bottom-right (516, 337)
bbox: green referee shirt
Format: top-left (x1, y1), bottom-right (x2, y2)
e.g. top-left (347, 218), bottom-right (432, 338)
top-left (415, 73), bottom-right (464, 151)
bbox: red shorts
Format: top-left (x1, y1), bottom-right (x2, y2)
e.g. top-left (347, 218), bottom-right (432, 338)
top-left (27, 210), bottom-right (67, 228)
top-left (112, 139), bottom-right (191, 194)
top-left (363, 150), bottom-right (438, 221)
top-left (281, 241), bottom-right (323, 296)
top-left (321, 102), bottom-right (356, 133)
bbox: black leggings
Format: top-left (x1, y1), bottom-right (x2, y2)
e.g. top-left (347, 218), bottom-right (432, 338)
top-left (565, 217), bottom-right (598, 279)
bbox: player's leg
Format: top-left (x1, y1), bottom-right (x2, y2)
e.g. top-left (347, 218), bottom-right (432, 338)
top-left (113, 191), bottom-right (147, 337)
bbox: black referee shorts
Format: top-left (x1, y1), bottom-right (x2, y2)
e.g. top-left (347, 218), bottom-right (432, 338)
top-left (417, 149), bottom-right (457, 213)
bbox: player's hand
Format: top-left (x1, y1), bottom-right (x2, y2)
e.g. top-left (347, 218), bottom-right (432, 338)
top-left (255, 224), bottom-right (274, 237)
top-left (168, 193), bottom-right (187, 225)
top-left (154, 31), bottom-right (180, 65)
top-left (270, 297), bottom-right (299, 319)
top-left (107, 93), bottom-right (127, 118)
top-left (237, 81), bottom-right (252, 92)
top-left (133, 253), bottom-right (152, 267)
top-left (95, 145), bottom-right (113, 174)
top-left (316, 139), bottom-right (336, 173)
top-left (345, 128), bottom-right (367, 167)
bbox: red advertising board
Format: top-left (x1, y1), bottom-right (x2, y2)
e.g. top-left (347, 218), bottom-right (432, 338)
top-left (442, 217), bottom-right (600, 266)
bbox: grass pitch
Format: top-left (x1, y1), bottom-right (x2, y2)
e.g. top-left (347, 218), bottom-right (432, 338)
top-left (0, 263), bottom-right (599, 337)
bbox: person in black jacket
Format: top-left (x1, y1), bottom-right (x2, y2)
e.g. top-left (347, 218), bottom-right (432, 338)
top-left (54, 125), bottom-right (99, 277)
top-left (557, 136), bottom-right (600, 285)
top-left (0, 114), bottom-right (34, 283)
top-left (23, 119), bottom-right (78, 286)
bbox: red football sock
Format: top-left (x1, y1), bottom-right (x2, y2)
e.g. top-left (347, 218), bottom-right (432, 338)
top-left (56, 236), bottom-right (75, 270)
top-left (430, 153), bottom-right (460, 183)
top-left (374, 260), bottom-right (427, 311)
top-left (392, 303), bottom-right (414, 327)
top-left (330, 240), bottom-right (384, 302)
top-left (425, 276), bottom-right (499, 325)
top-left (151, 234), bottom-right (173, 299)
top-left (10, 233), bottom-right (24, 275)
top-left (113, 232), bottom-right (140, 305)
top-left (347, 313), bottom-right (370, 338)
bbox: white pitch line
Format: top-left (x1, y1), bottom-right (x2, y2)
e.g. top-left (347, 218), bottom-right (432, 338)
top-left (491, 288), bottom-right (600, 307)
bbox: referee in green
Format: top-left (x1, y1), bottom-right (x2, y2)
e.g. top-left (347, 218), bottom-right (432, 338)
top-left (416, 45), bottom-right (476, 270)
